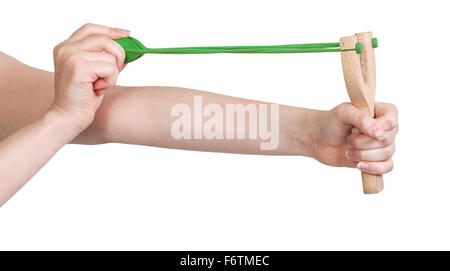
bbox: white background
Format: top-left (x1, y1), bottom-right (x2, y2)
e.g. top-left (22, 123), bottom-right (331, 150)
top-left (0, 0), bottom-right (449, 250)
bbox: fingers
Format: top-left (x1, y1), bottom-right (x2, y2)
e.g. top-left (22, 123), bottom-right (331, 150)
top-left (56, 45), bottom-right (120, 97)
top-left (345, 147), bottom-right (395, 175)
top-left (335, 103), bottom-right (384, 140)
top-left (338, 102), bottom-right (399, 175)
top-left (67, 52), bottom-right (119, 93)
top-left (376, 114), bottom-right (398, 131)
top-left (346, 144), bottom-right (395, 162)
top-left (348, 127), bottom-right (397, 149)
top-left (357, 159), bottom-right (394, 175)
top-left (375, 102), bottom-right (398, 122)
top-left (68, 23), bottom-right (129, 42)
top-left (72, 35), bottom-right (126, 67)
top-left (345, 132), bottom-right (396, 175)
top-left (94, 80), bottom-right (112, 96)
top-left (375, 102), bottom-right (399, 132)
top-left (87, 61), bottom-right (119, 91)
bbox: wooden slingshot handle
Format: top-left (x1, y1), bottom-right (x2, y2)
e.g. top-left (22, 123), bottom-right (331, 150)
top-left (340, 32), bottom-right (384, 194)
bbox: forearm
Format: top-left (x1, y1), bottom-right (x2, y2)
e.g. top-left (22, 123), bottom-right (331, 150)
top-left (0, 109), bottom-right (77, 207)
top-left (97, 85), bottom-right (316, 156)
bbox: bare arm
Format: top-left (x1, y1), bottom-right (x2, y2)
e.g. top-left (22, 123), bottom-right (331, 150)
top-left (0, 51), bottom-right (314, 155)
top-left (0, 109), bottom-right (78, 206)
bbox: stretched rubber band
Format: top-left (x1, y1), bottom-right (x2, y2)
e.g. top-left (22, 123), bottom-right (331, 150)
top-left (115, 37), bottom-right (369, 63)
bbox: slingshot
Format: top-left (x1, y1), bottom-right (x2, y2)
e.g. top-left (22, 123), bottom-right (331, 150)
top-left (115, 32), bottom-right (382, 194)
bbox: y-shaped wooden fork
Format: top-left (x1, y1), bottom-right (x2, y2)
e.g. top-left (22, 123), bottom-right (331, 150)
top-left (340, 32), bottom-right (383, 194)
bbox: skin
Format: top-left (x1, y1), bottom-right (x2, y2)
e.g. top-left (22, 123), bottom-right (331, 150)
top-left (0, 24), bottom-right (399, 207)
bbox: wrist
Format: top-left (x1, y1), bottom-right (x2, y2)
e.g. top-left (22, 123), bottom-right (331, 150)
top-left (302, 109), bottom-right (324, 159)
top-left (279, 106), bottom-right (319, 157)
top-left (45, 106), bottom-right (85, 142)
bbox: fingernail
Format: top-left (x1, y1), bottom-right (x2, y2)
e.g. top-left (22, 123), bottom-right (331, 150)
top-left (372, 126), bottom-right (385, 140)
top-left (357, 162), bottom-right (369, 171)
top-left (345, 150), bottom-right (358, 161)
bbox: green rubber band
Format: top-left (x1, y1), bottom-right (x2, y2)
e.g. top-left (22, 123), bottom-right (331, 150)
top-left (115, 37), bottom-right (370, 63)
top-left (355, 42), bottom-right (363, 53)
top-left (115, 37), bottom-right (147, 63)
top-left (372, 38), bottom-right (378, 48)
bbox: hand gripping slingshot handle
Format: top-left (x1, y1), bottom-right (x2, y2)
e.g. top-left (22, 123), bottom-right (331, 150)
top-left (340, 32), bottom-right (383, 194)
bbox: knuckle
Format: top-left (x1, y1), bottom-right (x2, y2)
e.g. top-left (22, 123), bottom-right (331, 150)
top-left (340, 102), bottom-right (352, 108)
top-left (338, 102), bottom-right (352, 112)
top-left (81, 23), bottom-right (95, 31)
top-left (53, 42), bottom-right (67, 58)
top-left (388, 116), bottom-right (397, 129)
top-left (53, 44), bottom-right (61, 57)
top-left (335, 102), bottom-right (351, 119)
top-left (381, 136), bottom-right (392, 147)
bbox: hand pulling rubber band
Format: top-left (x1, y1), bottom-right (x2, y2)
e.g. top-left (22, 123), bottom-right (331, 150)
top-left (115, 32), bottom-right (382, 194)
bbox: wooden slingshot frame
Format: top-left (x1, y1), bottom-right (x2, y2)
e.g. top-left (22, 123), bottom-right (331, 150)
top-left (340, 32), bottom-right (383, 194)
top-left (116, 31), bottom-right (383, 194)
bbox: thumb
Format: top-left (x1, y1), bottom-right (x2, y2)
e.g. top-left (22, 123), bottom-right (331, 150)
top-left (335, 103), bottom-right (385, 140)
